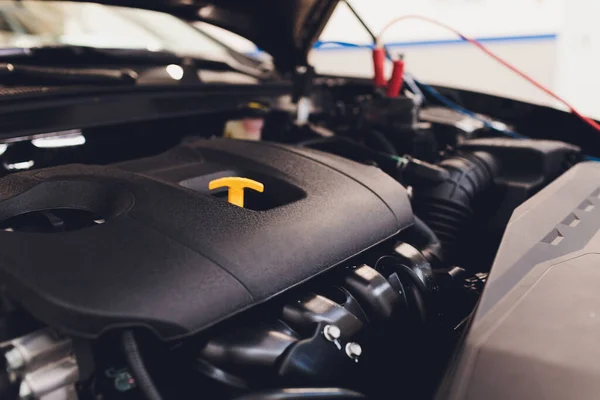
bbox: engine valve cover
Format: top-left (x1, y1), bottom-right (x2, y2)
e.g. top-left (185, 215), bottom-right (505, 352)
top-left (0, 139), bottom-right (412, 339)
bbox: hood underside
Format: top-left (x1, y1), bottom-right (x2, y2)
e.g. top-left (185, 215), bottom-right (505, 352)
top-left (64, 0), bottom-right (339, 73)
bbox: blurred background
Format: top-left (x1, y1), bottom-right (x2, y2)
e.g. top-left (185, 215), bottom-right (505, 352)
top-left (211, 0), bottom-right (600, 120)
top-left (0, 0), bottom-right (598, 118)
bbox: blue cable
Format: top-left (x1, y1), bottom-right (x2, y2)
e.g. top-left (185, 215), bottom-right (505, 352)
top-left (313, 40), bottom-right (364, 49)
top-left (584, 155), bottom-right (600, 162)
top-left (416, 82), bottom-right (527, 139)
top-left (382, 44), bottom-right (527, 139)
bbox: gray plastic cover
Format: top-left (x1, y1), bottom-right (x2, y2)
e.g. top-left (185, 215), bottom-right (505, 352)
top-left (439, 161), bottom-right (600, 400)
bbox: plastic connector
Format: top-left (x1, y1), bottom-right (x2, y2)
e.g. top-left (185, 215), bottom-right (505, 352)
top-left (397, 155), bottom-right (450, 186)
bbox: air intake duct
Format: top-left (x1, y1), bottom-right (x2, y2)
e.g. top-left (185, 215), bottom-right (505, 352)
top-left (411, 151), bottom-right (500, 261)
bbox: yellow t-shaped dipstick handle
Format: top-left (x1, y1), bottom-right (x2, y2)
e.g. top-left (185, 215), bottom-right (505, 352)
top-left (208, 177), bottom-right (264, 208)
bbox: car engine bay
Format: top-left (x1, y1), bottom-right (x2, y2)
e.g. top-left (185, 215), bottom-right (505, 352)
top-left (0, 76), bottom-right (593, 400)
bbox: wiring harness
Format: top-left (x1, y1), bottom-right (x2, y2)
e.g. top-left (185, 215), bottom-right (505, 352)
top-left (373, 15), bottom-right (600, 135)
top-left (336, 1), bottom-right (600, 148)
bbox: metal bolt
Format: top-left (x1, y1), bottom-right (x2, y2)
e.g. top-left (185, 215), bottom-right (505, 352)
top-left (323, 325), bottom-right (341, 342)
top-left (345, 342), bottom-right (362, 361)
top-left (4, 348), bottom-right (25, 371)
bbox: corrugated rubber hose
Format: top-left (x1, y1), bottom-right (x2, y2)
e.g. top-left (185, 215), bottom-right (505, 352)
top-left (411, 151), bottom-right (499, 260)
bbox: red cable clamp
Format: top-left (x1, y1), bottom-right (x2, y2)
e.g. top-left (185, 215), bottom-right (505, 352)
top-left (387, 57), bottom-right (405, 98)
top-left (372, 47), bottom-right (387, 88)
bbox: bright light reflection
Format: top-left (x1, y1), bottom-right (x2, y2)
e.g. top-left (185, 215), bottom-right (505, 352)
top-left (32, 130), bottom-right (86, 149)
top-left (166, 64), bottom-right (184, 80)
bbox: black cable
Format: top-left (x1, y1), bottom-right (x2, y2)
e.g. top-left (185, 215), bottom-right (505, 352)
top-left (341, 0), bottom-right (393, 60)
top-left (368, 129), bottom-right (398, 155)
top-left (341, 0), bottom-right (376, 42)
top-left (412, 216), bottom-right (444, 266)
top-left (121, 330), bottom-right (163, 400)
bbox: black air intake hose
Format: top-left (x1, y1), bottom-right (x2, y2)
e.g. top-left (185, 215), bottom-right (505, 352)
top-left (411, 151), bottom-right (499, 259)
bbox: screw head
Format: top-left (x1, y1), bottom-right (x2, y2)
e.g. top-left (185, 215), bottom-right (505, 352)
top-left (323, 325), bottom-right (341, 342)
top-left (345, 342), bottom-right (362, 360)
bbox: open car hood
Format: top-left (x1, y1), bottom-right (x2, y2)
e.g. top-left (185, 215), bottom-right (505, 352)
top-left (65, 0), bottom-right (339, 73)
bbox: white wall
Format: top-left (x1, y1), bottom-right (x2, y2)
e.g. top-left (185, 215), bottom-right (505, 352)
top-left (319, 0), bottom-right (561, 43)
top-left (554, 0), bottom-right (600, 118)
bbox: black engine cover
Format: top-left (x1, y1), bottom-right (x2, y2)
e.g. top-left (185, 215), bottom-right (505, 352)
top-left (0, 139), bottom-right (412, 339)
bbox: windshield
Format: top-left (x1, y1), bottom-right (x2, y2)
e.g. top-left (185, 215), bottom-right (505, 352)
top-left (0, 1), bottom-right (253, 63)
